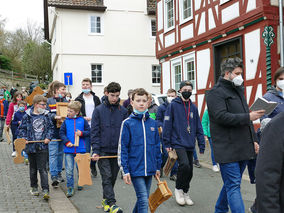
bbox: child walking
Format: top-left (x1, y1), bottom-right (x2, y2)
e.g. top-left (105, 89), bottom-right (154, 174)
top-left (17, 95), bottom-right (54, 200)
top-left (118, 88), bottom-right (162, 213)
top-left (0, 89), bottom-right (9, 142)
top-left (59, 101), bottom-right (90, 197)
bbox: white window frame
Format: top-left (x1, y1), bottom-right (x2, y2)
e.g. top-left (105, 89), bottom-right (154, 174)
top-left (150, 19), bottom-right (157, 38)
top-left (171, 57), bottom-right (182, 92)
top-left (183, 53), bottom-right (196, 94)
top-left (164, 0), bottom-right (175, 33)
top-left (179, 0), bottom-right (193, 25)
top-left (91, 63), bottom-right (104, 85)
top-left (88, 14), bottom-right (104, 35)
top-left (152, 64), bottom-right (161, 86)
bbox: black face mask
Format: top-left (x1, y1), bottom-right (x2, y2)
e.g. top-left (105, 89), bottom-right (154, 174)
top-left (181, 91), bottom-right (192, 100)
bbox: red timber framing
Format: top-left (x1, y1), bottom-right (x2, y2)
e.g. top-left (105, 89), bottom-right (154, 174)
top-left (156, 0), bottom-right (281, 118)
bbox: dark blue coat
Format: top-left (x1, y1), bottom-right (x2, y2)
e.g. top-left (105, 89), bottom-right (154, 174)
top-left (262, 87), bottom-right (284, 119)
top-left (91, 98), bottom-right (128, 155)
top-left (17, 107), bottom-right (54, 154)
top-left (163, 97), bottom-right (205, 152)
top-left (12, 110), bottom-right (26, 126)
top-left (156, 101), bottom-right (169, 128)
top-left (59, 117), bottom-right (90, 154)
top-left (118, 112), bottom-right (162, 177)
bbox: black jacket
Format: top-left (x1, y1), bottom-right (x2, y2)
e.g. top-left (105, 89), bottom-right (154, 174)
top-left (256, 112), bottom-right (284, 213)
top-left (75, 91), bottom-right (101, 117)
top-left (207, 77), bottom-right (256, 163)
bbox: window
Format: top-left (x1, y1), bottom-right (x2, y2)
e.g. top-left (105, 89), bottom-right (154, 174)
top-left (90, 15), bottom-right (102, 34)
top-left (151, 19), bottom-right (157, 37)
top-left (182, 0), bottom-right (192, 20)
top-left (166, 0), bottom-right (174, 29)
top-left (152, 65), bottom-right (161, 84)
top-left (186, 60), bottom-right (195, 90)
top-left (174, 64), bottom-right (182, 91)
top-left (91, 64), bottom-right (102, 83)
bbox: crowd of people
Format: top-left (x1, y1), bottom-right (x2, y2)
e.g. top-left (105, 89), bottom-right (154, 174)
top-left (0, 57), bottom-right (284, 213)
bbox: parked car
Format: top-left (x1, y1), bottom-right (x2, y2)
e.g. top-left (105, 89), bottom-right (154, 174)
top-left (152, 94), bottom-right (167, 106)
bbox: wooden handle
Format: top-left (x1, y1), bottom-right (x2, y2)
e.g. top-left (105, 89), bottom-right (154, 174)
top-left (27, 139), bottom-right (61, 143)
top-left (99, 156), bottom-right (118, 159)
top-left (156, 176), bottom-right (161, 184)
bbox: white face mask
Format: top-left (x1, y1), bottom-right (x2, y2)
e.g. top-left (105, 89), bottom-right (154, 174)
top-left (66, 97), bottom-right (71, 101)
top-left (276, 79), bottom-right (284, 90)
top-left (167, 97), bottom-right (175, 103)
top-left (37, 108), bottom-right (45, 114)
top-left (232, 74), bottom-right (244, 86)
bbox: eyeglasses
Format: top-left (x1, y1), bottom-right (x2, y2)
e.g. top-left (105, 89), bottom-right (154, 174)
top-left (38, 103), bottom-right (47, 107)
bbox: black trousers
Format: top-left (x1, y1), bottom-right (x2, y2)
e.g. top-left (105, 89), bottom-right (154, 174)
top-left (98, 152), bottom-right (119, 206)
top-left (175, 148), bottom-right (193, 193)
top-left (28, 151), bottom-right (49, 191)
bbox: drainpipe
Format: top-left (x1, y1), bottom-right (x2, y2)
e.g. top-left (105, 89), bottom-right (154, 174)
top-left (279, 0), bottom-right (284, 66)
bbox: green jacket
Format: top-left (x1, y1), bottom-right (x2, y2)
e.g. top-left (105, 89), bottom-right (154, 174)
top-left (201, 109), bottom-right (211, 137)
top-left (4, 90), bottom-right (11, 101)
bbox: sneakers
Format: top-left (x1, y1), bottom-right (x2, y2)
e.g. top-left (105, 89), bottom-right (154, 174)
top-left (212, 165), bottom-right (220, 172)
top-left (170, 174), bottom-right (177, 181)
top-left (102, 199), bottom-right (110, 212)
top-left (184, 192), bottom-right (194, 206)
top-left (24, 158), bottom-right (29, 165)
top-left (77, 186), bottom-right (83, 191)
top-left (109, 205), bottom-right (123, 213)
top-left (51, 177), bottom-right (59, 188)
top-left (58, 173), bottom-right (65, 182)
top-left (193, 160), bottom-right (201, 168)
top-left (174, 188), bottom-right (185, 205)
top-left (66, 187), bottom-right (74, 198)
top-left (42, 189), bottom-right (50, 200)
top-left (30, 187), bottom-right (39, 196)
top-left (11, 151), bottom-right (17, 157)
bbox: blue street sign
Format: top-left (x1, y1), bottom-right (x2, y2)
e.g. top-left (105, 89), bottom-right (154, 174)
top-left (64, 73), bottom-right (73, 86)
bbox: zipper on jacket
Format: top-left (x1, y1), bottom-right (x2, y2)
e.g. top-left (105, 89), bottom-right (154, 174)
top-left (142, 114), bottom-right (147, 176)
top-left (74, 119), bottom-right (76, 153)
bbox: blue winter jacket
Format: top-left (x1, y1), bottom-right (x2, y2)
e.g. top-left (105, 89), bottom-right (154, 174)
top-left (59, 117), bottom-right (90, 154)
top-left (118, 112), bottom-right (162, 177)
top-left (91, 98), bottom-right (128, 155)
top-left (262, 87), bottom-right (284, 119)
top-left (162, 97), bottom-right (205, 152)
top-left (12, 110), bottom-right (26, 126)
top-left (156, 101), bottom-right (169, 128)
top-left (17, 107), bottom-right (54, 154)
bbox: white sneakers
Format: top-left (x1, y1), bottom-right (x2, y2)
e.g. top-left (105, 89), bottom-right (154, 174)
top-left (175, 188), bottom-right (194, 206)
top-left (212, 165), bottom-right (220, 172)
top-left (11, 151), bottom-right (16, 157)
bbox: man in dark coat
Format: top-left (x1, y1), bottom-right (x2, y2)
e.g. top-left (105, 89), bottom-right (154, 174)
top-left (207, 57), bottom-right (265, 213)
top-left (255, 112), bottom-right (284, 213)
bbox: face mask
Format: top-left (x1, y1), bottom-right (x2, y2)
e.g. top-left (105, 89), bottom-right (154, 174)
top-left (181, 91), bottom-right (192, 100)
top-left (74, 115), bottom-right (77, 118)
top-left (19, 106), bottom-right (25, 111)
top-left (66, 97), bottom-right (71, 101)
top-left (58, 94), bottom-right (63, 98)
top-left (134, 109), bottom-right (148, 115)
top-left (232, 74), bottom-right (244, 86)
top-left (82, 89), bottom-right (91, 94)
top-left (0, 96), bottom-right (3, 99)
top-left (37, 108), bottom-right (45, 114)
top-left (276, 79), bottom-right (284, 90)
top-left (167, 97), bottom-right (175, 103)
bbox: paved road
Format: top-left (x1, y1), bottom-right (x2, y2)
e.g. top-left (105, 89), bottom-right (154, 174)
top-left (63, 162), bottom-right (256, 213)
top-left (0, 142), bottom-right (52, 213)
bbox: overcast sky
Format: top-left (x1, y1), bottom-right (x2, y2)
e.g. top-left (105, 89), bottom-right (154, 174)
top-left (0, 0), bottom-right (43, 32)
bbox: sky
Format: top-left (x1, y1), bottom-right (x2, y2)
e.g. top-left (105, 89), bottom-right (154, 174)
top-left (0, 0), bottom-right (43, 32)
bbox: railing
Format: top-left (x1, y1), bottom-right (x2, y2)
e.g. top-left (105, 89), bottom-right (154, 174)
top-left (0, 69), bottom-right (38, 81)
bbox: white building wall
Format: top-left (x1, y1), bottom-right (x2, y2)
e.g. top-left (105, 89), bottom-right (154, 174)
top-left (50, 0), bottom-right (159, 99)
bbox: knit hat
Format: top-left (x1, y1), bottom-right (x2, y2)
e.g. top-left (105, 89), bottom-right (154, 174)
top-left (179, 81), bottom-right (193, 90)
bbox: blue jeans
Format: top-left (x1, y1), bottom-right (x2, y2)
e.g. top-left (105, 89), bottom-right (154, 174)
top-left (208, 137), bottom-right (217, 166)
top-left (49, 140), bottom-right (64, 178)
top-left (132, 176), bottom-right (152, 213)
top-left (65, 153), bottom-right (76, 188)
top-left (215, 160), bottom-right (248, 213)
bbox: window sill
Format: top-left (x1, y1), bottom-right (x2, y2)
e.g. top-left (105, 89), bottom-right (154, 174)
top-left (92, 83), bottom-right (104, 86)
top-left (88, 33), bottom-right (104, 36)
top-left (164, 26), bottom-right (175, 34)
top-left (179, 16), bottom-right (193, 26)
top-left (152, 84), bottom-right (161, 87)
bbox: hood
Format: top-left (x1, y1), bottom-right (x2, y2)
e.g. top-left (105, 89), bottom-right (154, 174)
top-left (104, 96), bottom-right (120, 107)
top-left (267, 87), bottom-right (283, 98)
top-left (65, 116), bottom-right (82, 120)
top-left (26, 107), bottom-right (49, 116)
top-left (130, 111), bottom-right (150, 120)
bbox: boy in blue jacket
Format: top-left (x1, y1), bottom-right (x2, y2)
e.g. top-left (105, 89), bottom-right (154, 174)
top-left (118, 88), bottom-right (161, 213)
top-left (59, 101), bottom-right (90, 197)
top-left (91, 82), bottom-right (128, 213)
top-left (163, 81), bottom-right (205, 206)
top-left (17, 95), bottom-right (54, 200)
top-left (0, 89), bottom-right (9, 142)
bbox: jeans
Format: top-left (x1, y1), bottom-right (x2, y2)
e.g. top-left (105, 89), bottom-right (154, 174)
top-left (247, 158), bottom-right (256, 184)
top-left (215, 160), bottom-right (248, 213)
top-left (49, 140), bottom-right (64, 178)
top-left (132, 176), bottom-right (152, 213)
top-left (0, 119), bottom-right (4, 139)
top-left (193, 148), bottom-right (198, 161)
top-left (28, 151), bottom-right (49, 191)
top-left (208, 137), bottom-right (217, 166)
top-left (98, 152), bottom-right (120, 206)
top-left (65, 153), bottom-right (77, 188)
top-left (11, 123), bottom-right (17, 151)
top-left (175, 149), bottom-right (193, 193)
